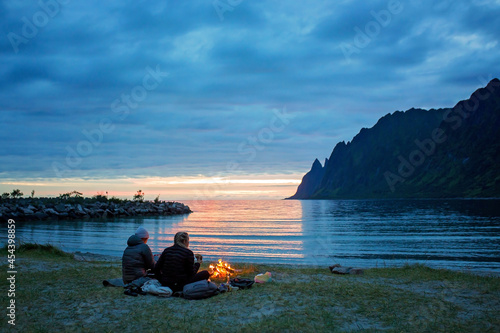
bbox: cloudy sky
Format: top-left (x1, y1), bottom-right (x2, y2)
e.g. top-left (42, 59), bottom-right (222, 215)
top-left (1, 0), bottom-right (499, 200)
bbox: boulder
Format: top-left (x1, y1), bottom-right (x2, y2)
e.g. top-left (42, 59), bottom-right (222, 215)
top-left (19, 207), bottom-right (35, 215)
top-left (330, 264), bottom-right (364, 275)
top-left (331, 267), bottom-right (351, 275)
top-left (348, 268), bottom-right (364, 275)
top-left (77, 204), bottom-right (84, 213)
top-left (33, 212), bottom-right (48, 220)
top-left (55, 204), bottom-right (66, 212)
top-left (43, 208), bottom-right (59, 216)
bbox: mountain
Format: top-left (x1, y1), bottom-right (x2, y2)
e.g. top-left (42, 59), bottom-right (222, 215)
top-left (289, 158), bottom-right (328, 199)
top-left (287, 79), bottom-right (500, 199)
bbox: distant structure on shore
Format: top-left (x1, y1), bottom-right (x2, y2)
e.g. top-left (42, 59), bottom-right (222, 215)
top-left (0, 197), bottom-right (192, 222)
top-left (288, 79), bottom-right (500, 199)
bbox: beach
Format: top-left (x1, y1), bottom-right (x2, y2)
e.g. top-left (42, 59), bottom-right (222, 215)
top-left (3, 246), bottom-right (499, 332)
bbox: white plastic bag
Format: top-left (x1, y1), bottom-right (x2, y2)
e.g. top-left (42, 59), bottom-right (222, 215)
top-left (141, 279), bottom-right (173, 297)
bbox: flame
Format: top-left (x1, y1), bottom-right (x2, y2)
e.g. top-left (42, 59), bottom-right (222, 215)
top-left (209, 259), bottom-right (234, 279)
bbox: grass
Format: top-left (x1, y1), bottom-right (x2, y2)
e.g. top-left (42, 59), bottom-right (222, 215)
top-left (1, 244), bottom-right (499, 332)
top-left (1, 242), bottom-right (74, 259)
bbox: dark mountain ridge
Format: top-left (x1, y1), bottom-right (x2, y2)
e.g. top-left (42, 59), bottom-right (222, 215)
top-left (287, 79), bottom-right (500, 199)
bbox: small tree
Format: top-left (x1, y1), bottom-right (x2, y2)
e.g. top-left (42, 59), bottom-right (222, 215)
top-left (1, 193), bottom-right (10, 199)
top-left (93, 194), bottom-right (108, 202)
top-left (10, 189), bottom-right (23, 198)
top-left (154, 194), bottom-right (160, 204)
top-left (31, 190), bottom-right (35, 198)
top-left (133, 190), bottom-right (145, 202)
top-left (70, 190), bottom-right (83, 198)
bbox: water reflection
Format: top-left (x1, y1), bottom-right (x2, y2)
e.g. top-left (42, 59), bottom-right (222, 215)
top-left (6, 199), bottom-right (500, 272)
top-left (299, 199), bottom-right (500, 271)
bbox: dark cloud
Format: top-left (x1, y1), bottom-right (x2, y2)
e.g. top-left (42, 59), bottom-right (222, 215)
top-left (1, 0), bottom-right (499, 183)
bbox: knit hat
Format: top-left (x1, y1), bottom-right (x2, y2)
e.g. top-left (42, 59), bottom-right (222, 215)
top-left (135, 226), bottom-right (149, 239)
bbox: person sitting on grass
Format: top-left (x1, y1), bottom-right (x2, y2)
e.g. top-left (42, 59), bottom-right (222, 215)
top-left (122, 226), bottom-right (155, 286)
top-left (154, 231), bottom-right (210, 292)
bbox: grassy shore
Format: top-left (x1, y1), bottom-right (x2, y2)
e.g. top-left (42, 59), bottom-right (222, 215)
top-left (1, 245), bottom-right (499, 332)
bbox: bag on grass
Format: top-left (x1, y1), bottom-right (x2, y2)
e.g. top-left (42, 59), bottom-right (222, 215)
top-left (230, 278), bottom-right (254, 289)
top-left (254, 272), bottom-right (272, 283)
top-left (141, 279), bottom-right (173, 297)
top-left (183, 280), bottom-right (219, 300)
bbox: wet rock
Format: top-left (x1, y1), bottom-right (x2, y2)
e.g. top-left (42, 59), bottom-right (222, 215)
top-left (55, 203), bottom-right (66, 212)
top-left (43, 208), bottom-right (59, 215)
top-left (33, 212), bottom-right (48, 220)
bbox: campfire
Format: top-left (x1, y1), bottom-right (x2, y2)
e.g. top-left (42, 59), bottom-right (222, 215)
top-left (209, 259), bottom-right (234, 279)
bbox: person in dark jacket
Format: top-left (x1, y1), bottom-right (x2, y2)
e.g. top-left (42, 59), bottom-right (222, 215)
top-left (122, 226), bottom-right (155, 285)
top-left (155, 231), bottom-right (210, 292)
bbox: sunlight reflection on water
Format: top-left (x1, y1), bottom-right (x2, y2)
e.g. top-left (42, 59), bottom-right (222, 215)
top-left (10, 199), bottom-right (500, 272)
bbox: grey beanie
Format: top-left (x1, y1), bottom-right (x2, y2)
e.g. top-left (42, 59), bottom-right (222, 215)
top-left (135, 226), bottom-right (149, 239)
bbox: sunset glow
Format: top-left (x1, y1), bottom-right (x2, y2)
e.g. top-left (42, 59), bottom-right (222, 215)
top-left (0, 174), bottom-right (303, 200)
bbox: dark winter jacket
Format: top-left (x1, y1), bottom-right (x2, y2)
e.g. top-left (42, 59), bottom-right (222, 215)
top-left (154, 244), bottom-right (200, 291)
top-left (122, 235), bottom-right (155, 284)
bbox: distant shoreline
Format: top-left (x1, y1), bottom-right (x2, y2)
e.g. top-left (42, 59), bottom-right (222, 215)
top-left (0, 197), bottom-right (192, 222)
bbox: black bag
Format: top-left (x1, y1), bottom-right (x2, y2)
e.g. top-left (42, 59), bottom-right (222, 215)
top-left (182, 280), bottom-right (219, 300)
top-left (230, 278), bottom-right (254, 289)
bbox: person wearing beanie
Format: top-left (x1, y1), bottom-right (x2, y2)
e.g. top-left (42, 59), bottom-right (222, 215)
top-left (122, 226), bottom-right (155, 285)
top-left (135, 226), bottom-right (149, 241)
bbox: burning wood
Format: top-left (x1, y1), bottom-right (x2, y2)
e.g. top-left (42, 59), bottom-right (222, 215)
top-left (209, 259), bottom-right (234, 279)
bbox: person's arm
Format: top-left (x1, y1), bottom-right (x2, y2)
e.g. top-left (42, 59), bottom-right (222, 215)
top-left (184, 250), bottom-right (197, 279)
top-left (142, 244), bottom-right (155, 271)
top-left (154, 251), bottom-right (164, 279)
top-left (193, 262), bottom-right (201, 275)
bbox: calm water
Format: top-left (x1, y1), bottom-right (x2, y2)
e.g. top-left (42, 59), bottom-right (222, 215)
top-left (7, 199), bottom-right (500, 272)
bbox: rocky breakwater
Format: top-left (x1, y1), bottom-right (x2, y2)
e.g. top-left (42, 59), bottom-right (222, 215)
top-left (0, 198), bottom-right (192, 222)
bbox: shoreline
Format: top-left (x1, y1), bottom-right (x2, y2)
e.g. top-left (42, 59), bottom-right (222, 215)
top-left (71, 251), bottom-right (500, 277)
top-left (4, 247), bottom-right (500, 331)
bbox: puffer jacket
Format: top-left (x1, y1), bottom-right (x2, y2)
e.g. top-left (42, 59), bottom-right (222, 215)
top-left (122, 234), bottom-right (155, 284)
top-left (154, 244), bottom-right (200, 291)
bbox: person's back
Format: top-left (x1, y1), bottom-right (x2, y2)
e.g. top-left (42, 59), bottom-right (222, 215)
top-left (156, 243), bottom-right (194, 289)
top-left (155, 231), bottom-right (210, 292)
top-left (122, 227), bottom-right (155, 284)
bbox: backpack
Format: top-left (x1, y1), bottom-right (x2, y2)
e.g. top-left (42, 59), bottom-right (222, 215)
top-left (182, 280), bottom-right (219, 300)
top-left (230, 278), bottom-right (254, 289)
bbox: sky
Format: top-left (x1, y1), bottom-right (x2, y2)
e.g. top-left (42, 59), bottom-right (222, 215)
top-left (1, 0), bottom-right (499, 200)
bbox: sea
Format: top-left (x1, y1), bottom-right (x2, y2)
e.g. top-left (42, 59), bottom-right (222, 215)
top-left (8, 199), bottom-right (500, 272)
